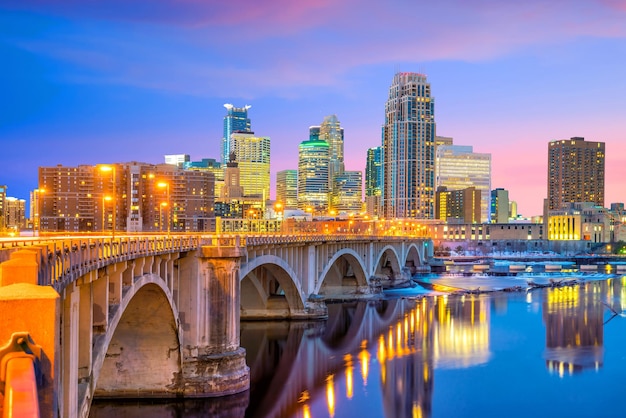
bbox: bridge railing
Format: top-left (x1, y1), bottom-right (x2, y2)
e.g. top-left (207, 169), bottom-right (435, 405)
top-left (0, 233), bottom-right (429, 292)
top-left (27, 236), bottom-right (203, 292)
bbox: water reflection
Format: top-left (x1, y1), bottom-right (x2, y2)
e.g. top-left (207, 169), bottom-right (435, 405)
top-left (90, 276), bottom-right (626, 418)
top-left (542, 284), bottom-right (603, 376)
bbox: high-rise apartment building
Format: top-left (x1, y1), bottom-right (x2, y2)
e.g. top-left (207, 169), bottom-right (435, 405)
top-left (222, 104), bottom-right (251, 165)
top-left (547, 137), bottom-right (605, 211)
top-left (230, 132), bottom-right (271, 202)
top-left (298, 138), bottom-right (330, 212)
top-left (490, 188), bottom-right (509, 223)
top-left (436, 144), bottom-right (491, 223)
top-left (39, 163), bottom-right (214, 233)
top-left (276, 169), bottom-right (298, 209)
top-left (331, 171), bottom-right (363, 214)
top-left (382, 72), bottom-right (436, 219)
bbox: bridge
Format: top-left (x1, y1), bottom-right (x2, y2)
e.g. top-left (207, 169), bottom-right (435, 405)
top-left (0, 233), bottom-right (432, 417)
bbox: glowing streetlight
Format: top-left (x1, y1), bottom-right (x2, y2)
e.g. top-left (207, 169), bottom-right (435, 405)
top-left (99, 165), bottom-right (116, 238)
top-left (157, 182), bottom-right (171, 235)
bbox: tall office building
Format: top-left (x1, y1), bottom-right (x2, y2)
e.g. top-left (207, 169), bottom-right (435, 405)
top-left (276, 169), bottom-right (298, 209)
top-left (331, 171), bottom-right (363, 214)
top-left (365, 147), bottom-right (383, 197)
top-left (298, 138), bottom-right (330, 212)
top-left (436, 144), bottom-right (491, 223)
top-left (222, 104), bottom-right (252, 165)
top-left (490, 188), bottom-right (510, 223)
top-left (365, 147), bottom-right (383, 217)
top-left (382, 72), bottom-right (436, 219)
top-left (230, 132), bottom-right (271, 202)
top-left (547, 137), bottom-right (605, 211)
top-left (318, 115), bottom-right (345, 187)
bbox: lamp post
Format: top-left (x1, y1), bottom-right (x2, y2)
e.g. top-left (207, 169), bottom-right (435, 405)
top-left (157, 182), bottom-right (170, 235)
top-left (99, 165), bottom-right (116, 238)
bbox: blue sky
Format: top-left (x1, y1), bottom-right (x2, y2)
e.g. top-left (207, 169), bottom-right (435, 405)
top-left (1, 0), bottom-right (625, 216)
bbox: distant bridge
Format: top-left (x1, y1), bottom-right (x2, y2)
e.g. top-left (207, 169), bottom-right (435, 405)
top-left (0, 233), bottom-right (433, 417)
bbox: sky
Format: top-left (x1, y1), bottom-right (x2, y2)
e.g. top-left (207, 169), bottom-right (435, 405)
top-left (1, 0), bottom-right (625, 217)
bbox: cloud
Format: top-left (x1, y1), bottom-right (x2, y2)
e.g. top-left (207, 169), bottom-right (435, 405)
top-left (5, 0), bottom-right (626, 99)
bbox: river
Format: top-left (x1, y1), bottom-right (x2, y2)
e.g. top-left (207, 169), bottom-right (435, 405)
top-left (90, 270), bottom-right (626, 418)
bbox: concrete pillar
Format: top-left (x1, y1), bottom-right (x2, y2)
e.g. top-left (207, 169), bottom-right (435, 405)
top-left (0, 283), bottom-right (60, 418)
top-left (304, 245), bottom-right (316, 296)
top-left (178, 245), bottom-right (250, 397)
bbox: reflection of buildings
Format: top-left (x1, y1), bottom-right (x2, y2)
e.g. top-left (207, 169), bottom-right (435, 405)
top-left (379, 298), bottom-right (434, 418)
top-left (542, 284), bottom-right (604, 376)
top-left (431, 295), bottom-right (491, 368)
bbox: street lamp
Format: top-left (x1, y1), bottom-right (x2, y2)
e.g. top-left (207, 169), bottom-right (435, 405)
top-left (157, 182), bottom-right (170, 235)
top-left (99, 165), bottom-right (116, 238)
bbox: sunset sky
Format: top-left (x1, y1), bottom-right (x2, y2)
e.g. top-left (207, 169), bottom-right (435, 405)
top-left (1, 0), bottom-right (625, 216)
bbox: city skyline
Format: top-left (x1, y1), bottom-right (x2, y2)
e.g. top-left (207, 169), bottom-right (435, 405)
top-left (2, 0), bottom-right (625, 217)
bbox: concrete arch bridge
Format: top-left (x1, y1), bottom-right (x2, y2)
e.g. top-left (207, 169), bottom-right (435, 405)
top-left (0, 234), bottom-right (432, 417)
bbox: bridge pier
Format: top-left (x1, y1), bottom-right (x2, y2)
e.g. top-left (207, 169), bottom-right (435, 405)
top-left (176, 244), bottom-right (250, 397)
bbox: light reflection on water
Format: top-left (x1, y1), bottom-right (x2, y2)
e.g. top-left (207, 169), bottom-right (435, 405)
top-left (90, 275), bottom-right (626, 418)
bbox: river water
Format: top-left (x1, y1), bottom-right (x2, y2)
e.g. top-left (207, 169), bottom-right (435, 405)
top-left (90, 269), bottom-right (626, 418)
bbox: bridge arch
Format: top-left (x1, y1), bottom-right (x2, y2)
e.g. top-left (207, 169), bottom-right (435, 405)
top-left (404, 243), bottom-right (424, 274)
top-left (91, 275), bottom-right (181, 401)
top-left (239, 255), bottom-right (306, 319)
top-left (316, 248), bottom-right (368, 296)
top-left (374, 245), bottom-right (402, 280)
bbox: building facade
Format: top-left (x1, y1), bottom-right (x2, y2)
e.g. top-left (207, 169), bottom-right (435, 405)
top-left (547, 137), bottom-right (605, 211)
top-left (5, 197), bottom-right (26, 230)
top-left (365, 146), bottom-right (383, 218)
top-left (491, 188), bottom-right (510, 224)
top-left (297, 139), bottom-right (330, 212)
top-left (382, 72), bottom-right (436, 219)
top-left (318, 114), bottom-right (345, 189)
top-left (39, 163), bottom-right (215, 233)
top-left (230, 132), bottom-right (271, 202)
top-left (331, 171), bottom-right (363, 214)
top-left (222, 104), bottom-right (252, 165)
top-left (435, 186), bottom-right (481, 224)
top-left (436, 144), bottom-right (491, 223)
top-left (276, 169), bottom-right (298, 209)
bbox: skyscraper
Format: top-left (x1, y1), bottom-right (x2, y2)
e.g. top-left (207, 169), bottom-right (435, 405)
top-left (222, 104), bottom-right (251, 165)
top-left (319, 115), bottom-right (345, 187)
top-left (547, 137), bottom-right (605, 211)
top-left (365, 146), bottom-right (383, 217)
top-left (436, 144), bottom-right (491, 223)
top-left (382, 72), bottom-right (436, 219)
top-left (298, 138), bottom-right (330, 212)
top-left (276, 169), bottom-right (298, 209)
